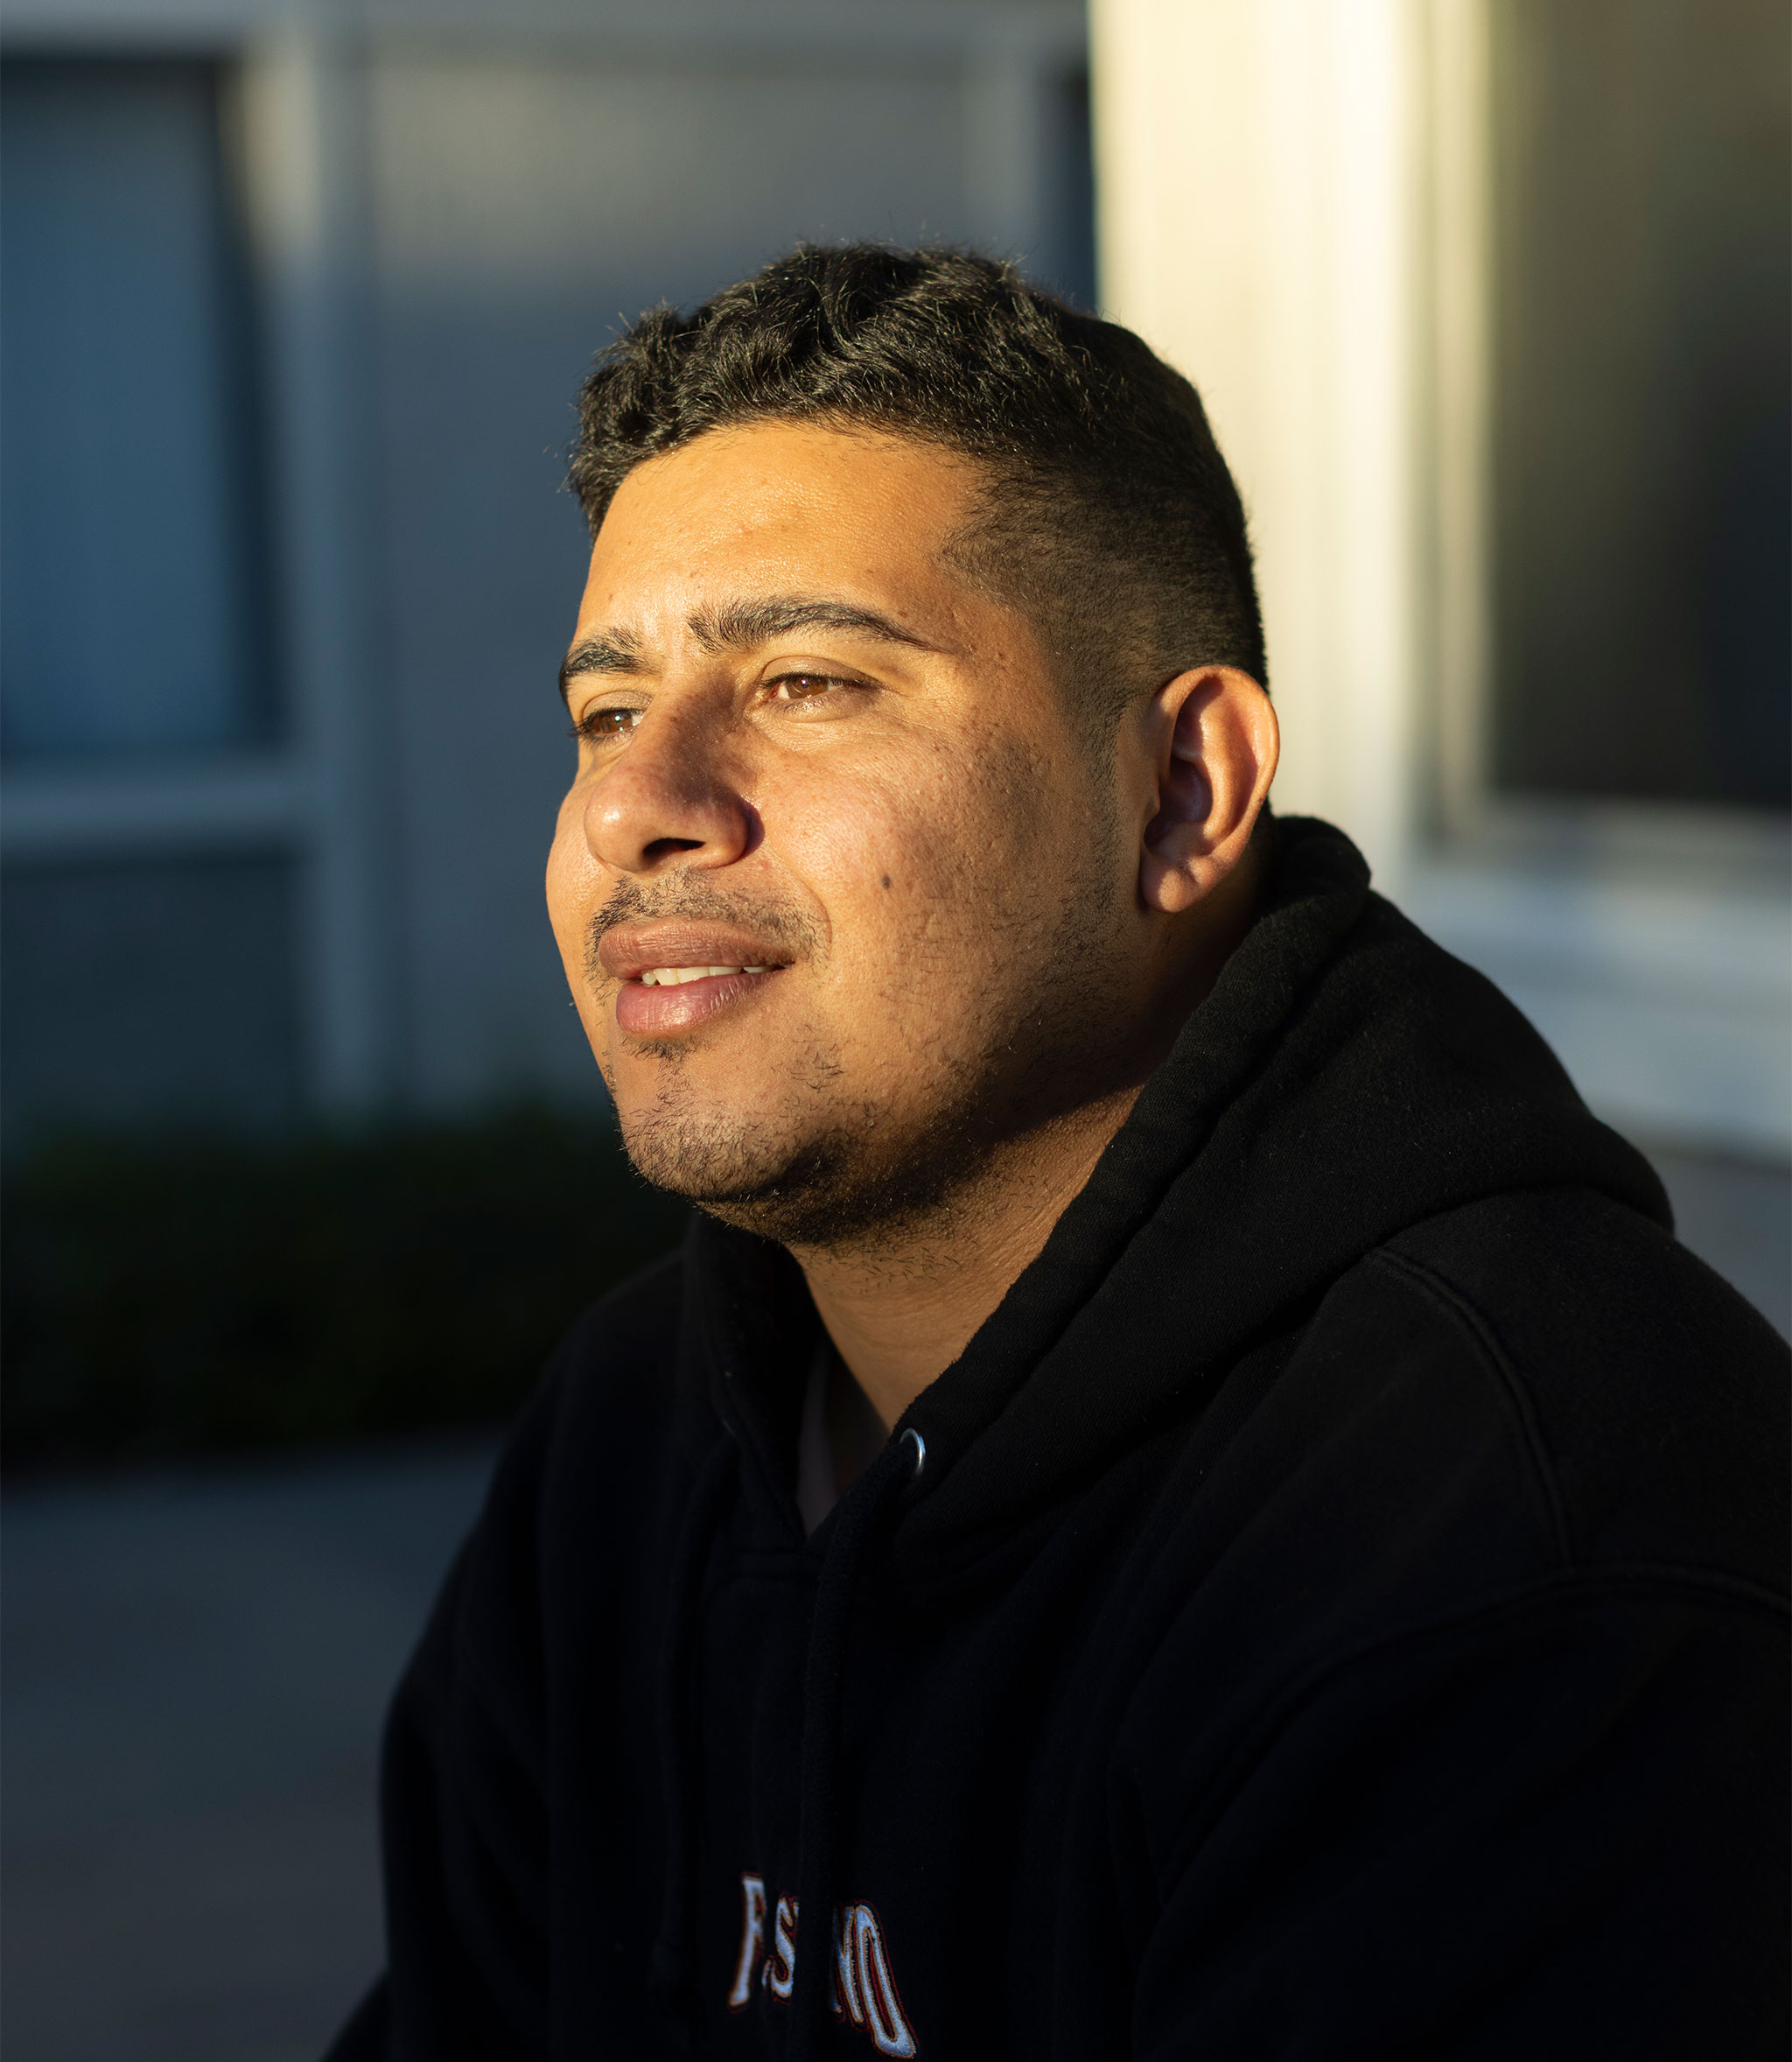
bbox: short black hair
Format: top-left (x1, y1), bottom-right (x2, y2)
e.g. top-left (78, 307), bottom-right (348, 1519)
top-left (567, 244), bottom-right (1265, 742)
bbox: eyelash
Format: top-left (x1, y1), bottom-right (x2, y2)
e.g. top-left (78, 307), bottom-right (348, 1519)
top-left (571, 705), bottom-right (641, 745)
top-left (767, 670), bottom-right (863, 703)
top-left (571, 672), bottom-right (866, 745)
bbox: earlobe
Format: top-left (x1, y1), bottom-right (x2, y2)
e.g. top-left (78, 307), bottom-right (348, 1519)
top-left (1138, 668), bottom-right (1278, 915)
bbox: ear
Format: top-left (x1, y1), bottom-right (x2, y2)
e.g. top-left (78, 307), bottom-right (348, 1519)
top-left (1138, 667), bottom-right (1279, 915)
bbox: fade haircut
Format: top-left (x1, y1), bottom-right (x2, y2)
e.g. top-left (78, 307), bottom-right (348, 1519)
top-left (566, 244), bottom-right (1266, 751)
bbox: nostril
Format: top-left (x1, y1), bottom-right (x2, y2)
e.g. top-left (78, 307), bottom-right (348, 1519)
top-left (587, 755), bottom-right (758, 874)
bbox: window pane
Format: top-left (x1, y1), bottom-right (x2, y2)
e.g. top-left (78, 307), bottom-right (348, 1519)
top-left (1, 853), bottom-right (302, 1144)
top-left (0, 60), bottom-right (273, 760)
top-left (1488, 0), bottom-right (1790, 810)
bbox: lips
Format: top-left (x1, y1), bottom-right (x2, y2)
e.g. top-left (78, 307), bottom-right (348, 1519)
top-left (598, 921), bottom-right (794, 1038)
top-left (614, 965), bottom-right (782, 1036)
top-left (597, 920), bottom-right (791, 984)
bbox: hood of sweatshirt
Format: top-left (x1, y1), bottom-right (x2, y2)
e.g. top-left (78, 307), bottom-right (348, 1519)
top-left (685, 815), bottom-right (1668, 1574)
top-left (336, 813), bottom-right (1770, 2062)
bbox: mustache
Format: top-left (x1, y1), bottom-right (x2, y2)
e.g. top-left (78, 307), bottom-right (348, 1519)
top-left (583, 877), bottom-right (822, 983)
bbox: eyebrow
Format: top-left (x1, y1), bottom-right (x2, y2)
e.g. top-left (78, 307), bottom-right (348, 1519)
top-left (557, 623), bottom-right (647, 702)
top-left (557, 594), bottom-right (934, 703)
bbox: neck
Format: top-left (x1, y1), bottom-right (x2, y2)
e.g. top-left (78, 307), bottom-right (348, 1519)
top-left (789, 1082), bottom-right (1143, 1431)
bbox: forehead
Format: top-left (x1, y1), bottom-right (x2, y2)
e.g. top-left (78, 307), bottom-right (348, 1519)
top-left (578, 422), bottom-right (987, 627)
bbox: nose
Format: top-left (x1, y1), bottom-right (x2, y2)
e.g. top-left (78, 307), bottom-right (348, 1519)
top-left (585, 698), bottom-right (756, 877)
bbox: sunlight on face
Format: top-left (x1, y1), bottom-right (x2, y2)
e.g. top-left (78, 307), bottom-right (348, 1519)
top-left (544, 423), bottom-right (1138, 1245)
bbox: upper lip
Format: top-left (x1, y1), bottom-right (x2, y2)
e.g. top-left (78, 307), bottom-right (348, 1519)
top-left (596, 921), bottom-right (795, 984)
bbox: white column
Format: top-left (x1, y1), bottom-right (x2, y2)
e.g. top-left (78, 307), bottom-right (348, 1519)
top-left (1091, 0), bottom-right (1425, 887)
top-left (238, 32), bottom-right (402, 1112)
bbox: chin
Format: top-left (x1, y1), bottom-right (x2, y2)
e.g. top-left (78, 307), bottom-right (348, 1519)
top-left (618, 1098), bottom-right (982, 1253)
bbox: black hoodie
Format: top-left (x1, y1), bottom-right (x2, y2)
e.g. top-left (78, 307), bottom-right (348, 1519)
top-left (330, 819), bottom-right (1788, 2061)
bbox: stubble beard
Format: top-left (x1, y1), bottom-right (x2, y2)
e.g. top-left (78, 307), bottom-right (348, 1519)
top-left (592, 775), bottom-right (1128, 1258)
top-left (620, 1018), bottom-right (1016, 1254)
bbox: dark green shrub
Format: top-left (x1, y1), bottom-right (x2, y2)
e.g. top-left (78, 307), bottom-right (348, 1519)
top-left (2, 1106), bottom-right (689, 1465)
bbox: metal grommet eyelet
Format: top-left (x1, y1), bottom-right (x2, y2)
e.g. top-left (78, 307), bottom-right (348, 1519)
top-left (900, 1427), bottom-right (927, 1476)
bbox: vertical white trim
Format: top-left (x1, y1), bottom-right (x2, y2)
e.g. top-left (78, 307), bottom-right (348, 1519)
top-left (239, 34), bottom-right (399, 1112)
top-left (1092, 0), bottom-right (1426, 887)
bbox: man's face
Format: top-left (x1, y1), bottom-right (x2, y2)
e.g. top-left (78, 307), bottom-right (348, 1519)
top-left (546, 422), bottom-right (1150, 1245)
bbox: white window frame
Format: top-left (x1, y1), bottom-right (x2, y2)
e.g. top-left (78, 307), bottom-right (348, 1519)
top-left (1, 0), bottom-right (1087, 1120)
top-left (1094, 0), bottom-right (1789, 1156)
top-left (0, 36), bottom-right (399, 1114)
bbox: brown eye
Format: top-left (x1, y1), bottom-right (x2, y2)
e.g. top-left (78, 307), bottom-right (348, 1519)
top-left (777, 674), bottom-right (836, 700)
top-left (578, 706), bottom-right (639, 742)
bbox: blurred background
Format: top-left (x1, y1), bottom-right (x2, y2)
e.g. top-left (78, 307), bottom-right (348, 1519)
top-left (1, 0), bottom-right (1785, 2056)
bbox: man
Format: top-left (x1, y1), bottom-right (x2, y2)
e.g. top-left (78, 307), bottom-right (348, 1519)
top-left (332, 247), bottom-right (1787, 2059)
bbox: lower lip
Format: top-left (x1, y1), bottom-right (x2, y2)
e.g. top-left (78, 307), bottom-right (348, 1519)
top-left (613, 967), bottom-right (783, 1038)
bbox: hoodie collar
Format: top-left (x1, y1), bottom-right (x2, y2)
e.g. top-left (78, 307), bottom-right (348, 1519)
top-left (686, 817), bottom-right (1669, 1562)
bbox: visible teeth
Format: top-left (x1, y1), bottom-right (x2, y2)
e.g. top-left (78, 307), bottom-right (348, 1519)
top-left (639, 964), bottom-right (770, 986)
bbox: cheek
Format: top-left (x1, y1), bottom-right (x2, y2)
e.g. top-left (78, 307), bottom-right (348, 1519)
top-left (544, 789), bottom-right (600, 963)
top-left (775, 742), bottom-right (1051, 992)
top-left (777, 754), bottom-right (960, 936)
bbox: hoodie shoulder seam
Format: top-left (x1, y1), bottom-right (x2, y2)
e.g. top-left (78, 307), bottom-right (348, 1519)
top-left (1363, 1245), bottom-right (1574, 1568)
